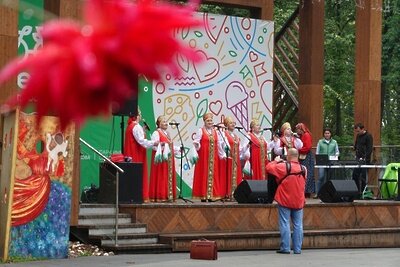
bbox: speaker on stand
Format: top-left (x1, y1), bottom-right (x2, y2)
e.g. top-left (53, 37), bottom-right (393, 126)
top-left (112, 92), bottom-right (138, 153)
top-left (98, 162), bottom-right (143, 204)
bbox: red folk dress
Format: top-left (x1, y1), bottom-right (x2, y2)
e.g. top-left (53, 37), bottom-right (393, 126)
top-left (192, 128), bottom-right (223, 200)
top-left (149, 129), bottom-right (177, 202)
top-left (124, 120), bottom-right (151, 202)
top-left (245, 132), bottom-right (268, 180)
top-left (220, 130), bottom-right (243, 197)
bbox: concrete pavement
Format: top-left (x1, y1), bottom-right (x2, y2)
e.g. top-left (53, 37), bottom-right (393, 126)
top-left (1, 248), bottom-right (399, 267)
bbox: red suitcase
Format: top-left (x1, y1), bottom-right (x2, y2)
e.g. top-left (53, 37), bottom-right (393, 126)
top-left (190, 239), bottom-right (218, 260)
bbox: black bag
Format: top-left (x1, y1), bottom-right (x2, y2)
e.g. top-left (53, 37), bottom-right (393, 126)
top-left (80, 184), bottom-right (99, 203)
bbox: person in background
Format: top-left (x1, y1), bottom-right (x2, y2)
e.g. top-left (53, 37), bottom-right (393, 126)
top-left (315, 128), bottom-right (340, 194)
top-left (273, 122), bottom-right (303, 159)
top-left (219, 116), bottom-right (246, 199)
top-left (295, 123), bottom-right (315, 198)
top-left (192, 112), bottom-right (224, 201)
top-left (266, 148), bottom-right (306, 255)
top-left (242, 119), bottom-right (273, 180)
top-left (352, 122), bottom-right (373, 196)
top-left (124, 109), bottom-right (158, 202)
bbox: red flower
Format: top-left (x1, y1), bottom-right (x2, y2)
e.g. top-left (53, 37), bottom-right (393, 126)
top-left (0, 0), bottom-right (201, 128)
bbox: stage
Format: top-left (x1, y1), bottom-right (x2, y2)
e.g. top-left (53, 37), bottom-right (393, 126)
top-left (118, 199), bottom-right (400, 251)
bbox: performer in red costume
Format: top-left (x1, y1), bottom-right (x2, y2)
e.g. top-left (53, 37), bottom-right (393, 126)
top-left (124, 110), bottom-right (158, 202)
top-left (273, 122), bottom-right (303, 159)
top-left (149, 116), bottom-right (180, 202)
top-left (219, 116), bottom-right (246, 199)
top-left (243, 119), bottom-right (273, 180)
top-left (295, 122), bottom-right (315, 197)
top-left (192, 113), bottom-right (224, 201)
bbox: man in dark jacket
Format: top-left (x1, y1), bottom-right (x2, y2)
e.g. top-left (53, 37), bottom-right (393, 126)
top-left (352, 123), bottom-right (373, 196)
top-left (266, 148), bottom-right (307, 255)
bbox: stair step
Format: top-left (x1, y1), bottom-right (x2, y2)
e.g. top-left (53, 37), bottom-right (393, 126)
top-left (159, 227), bottom-right (400, 251)
top-left (91, 233), bottom-right (159, 246)
top-left (82, 224), bottom-right (147, 235)
top-left (91, 233), bottom-right (159, 240)
top-left (79, 204), bottom-right (116, 216)
top-left (101, 243), bottom-right (172, 254)
top-left (78, 214), bottom-right (132, 225)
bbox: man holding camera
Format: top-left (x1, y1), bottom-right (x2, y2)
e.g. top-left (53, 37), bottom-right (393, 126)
top-left (266, 148), bottom-right (307, 255)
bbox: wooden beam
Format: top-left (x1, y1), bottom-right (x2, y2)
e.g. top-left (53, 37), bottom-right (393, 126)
top-left (298, 0), bottom-right (324, 145)
top-left (354, 0), bottom-right (382, 147)
top-left (354, 0), bottom-right (382, 188)
top-left (0, 4), bottom-right (18, 105)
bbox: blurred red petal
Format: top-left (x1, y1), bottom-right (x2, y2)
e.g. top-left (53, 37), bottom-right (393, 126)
top-left (0, 0), bottom-right (201, 128)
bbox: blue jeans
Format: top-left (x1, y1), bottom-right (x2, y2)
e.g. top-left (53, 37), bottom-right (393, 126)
top-left (278, 204), bottom-right (303, 253)
top-left (317, 168), bottom-right (326, 194)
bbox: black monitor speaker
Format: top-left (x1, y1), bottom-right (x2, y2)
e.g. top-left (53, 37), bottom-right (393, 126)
top-left (112, 92), bottom-right (138, 117)
top-left (318, 180), bottom-right (359, 203)
top-left (234, 179), bottom-right (274, 204)
top-left (98, 162), bottom-right (143, 204)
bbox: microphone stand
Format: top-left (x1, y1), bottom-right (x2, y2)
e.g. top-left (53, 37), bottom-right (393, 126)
top-left (120, 115), bottom-right (125, 153)
top-left (216, 126), bottom-right (231, 202)
top-left (175, 123), bottom-right (193, 203)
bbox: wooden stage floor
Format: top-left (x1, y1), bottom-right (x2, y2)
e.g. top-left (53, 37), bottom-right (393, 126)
top-left (119, 199), bottom-right (400, 250)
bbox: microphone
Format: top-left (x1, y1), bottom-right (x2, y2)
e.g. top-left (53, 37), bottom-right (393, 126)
top-left (213, 124), bottom-right (225, 129)
top-left (234, 126), bottom-right (243, 130)
top-left (169, 122), bottom-right (180, 126)
top-left (262, 127), bottom-right (273, 131)
top-left (293, 133), bottom-right (299, 138)
top-left (142, 120), bottom-right (151, 131)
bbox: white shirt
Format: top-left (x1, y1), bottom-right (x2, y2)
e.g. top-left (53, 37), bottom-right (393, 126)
top-left (150, 129), bottom-right (180, 154)
top-left (132, 124), bottom-right (154, 148)
top-left (272, 136), bottom-right (303, 156)
top-left (220, 130), bottom-right (248, 160)
top-left (193, 127), bottom-right (225, 159)
top-left (242, 132), bottom-right (274, 160)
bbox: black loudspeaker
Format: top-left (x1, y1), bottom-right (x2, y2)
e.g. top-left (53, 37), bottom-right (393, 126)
top-left (234, 180), bottom-right (273, 204)
top-left (318, 180), bottom-right (359, 203)
top-left (112, 92), bottom-right (138, 116)
top-left (98, 162), bottom-right (143, 204)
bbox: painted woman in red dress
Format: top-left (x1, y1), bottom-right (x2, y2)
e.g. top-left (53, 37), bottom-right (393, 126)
top-left (192, 113), bottom-right (224, 201)
top-left (124, 111), bottom-right (158, 202)
top-left (219, 116), bottom-right (245, 199)
top-left (243, 119), bottom-right (272, 180)
top-left (149, 116), bottom-right (180, 202)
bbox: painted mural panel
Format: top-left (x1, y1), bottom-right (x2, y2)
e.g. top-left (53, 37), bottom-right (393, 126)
top-left (139, 13), bottom-right (274, 192)
top-left (0, 110), bottom-right (18, 260)
top-left (8, 113), bottom-right (75, 259)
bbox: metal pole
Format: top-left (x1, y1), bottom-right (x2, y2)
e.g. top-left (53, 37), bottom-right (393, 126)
top-left (79, 137), bottom-right (124, 246)
top-left (115, 171), bottom-right (119, 246)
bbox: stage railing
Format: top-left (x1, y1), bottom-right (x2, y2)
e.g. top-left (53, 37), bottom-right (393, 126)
top-left (79, 138), bottom-right (124, 246)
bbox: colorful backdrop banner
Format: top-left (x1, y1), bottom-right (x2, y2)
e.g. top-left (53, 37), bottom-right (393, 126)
top-left (139, 13), bottom-right (274, 196)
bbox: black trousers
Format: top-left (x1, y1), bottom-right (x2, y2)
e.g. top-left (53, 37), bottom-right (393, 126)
top-left (352, 167), bottom-right (367, 195)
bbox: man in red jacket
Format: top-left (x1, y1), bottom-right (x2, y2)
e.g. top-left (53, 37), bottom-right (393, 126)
top-left (266, 148), bottom-right (307, 255)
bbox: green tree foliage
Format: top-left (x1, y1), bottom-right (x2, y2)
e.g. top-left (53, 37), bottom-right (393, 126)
top-left (199, 3), bottom-right (250, 17)
top-left (382, 1), bottom-right (400, 146)
top-left (323, 0), bottom-right (355, 146)
top-left (274, 0), bottom-right (298, 30)
top-left (200, 0), bottom-right (398, 150)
